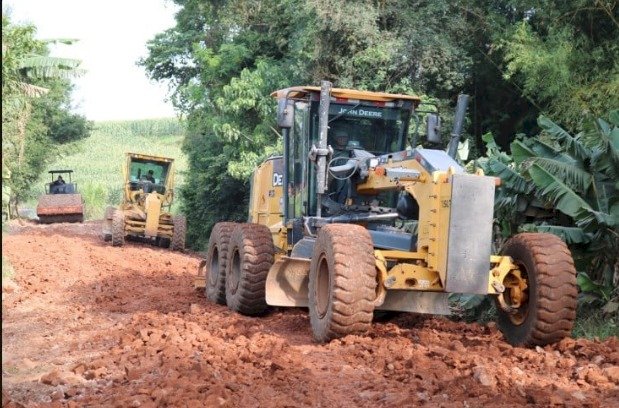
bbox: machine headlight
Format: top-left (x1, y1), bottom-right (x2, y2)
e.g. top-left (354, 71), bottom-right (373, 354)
top-left (369, 158), bottom-right (379, 168)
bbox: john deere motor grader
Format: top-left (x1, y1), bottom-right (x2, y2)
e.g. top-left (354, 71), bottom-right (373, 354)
top-left (103, 152), bottom-right (186, 250)
top-left (197, 82), bottom-right (577, 347)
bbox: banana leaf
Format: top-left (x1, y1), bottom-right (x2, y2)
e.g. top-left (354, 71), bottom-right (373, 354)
top-left (527, 163), bottom-right (591, 218)
top-left (510, 140), bottom-right (536, 165)
top-left (486, 159), bottom-right (532, 194)
top-left (521, 224), bottom-right (590, 244)
top-left (538, 115), bottom-right (590, 162)
top-left (531, 157), bottom-right (592, 193)
top-left (581, 118), bottom-right (619, 178)
top-left (576, 207), bottom-right (617, 231)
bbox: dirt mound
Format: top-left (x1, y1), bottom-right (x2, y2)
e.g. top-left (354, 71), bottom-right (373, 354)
top-left (2, 221), bottom-right (618, 407)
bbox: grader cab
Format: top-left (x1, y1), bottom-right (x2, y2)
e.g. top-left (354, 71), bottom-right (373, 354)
top-left (103, 152), bottom-right (186, 250)
top-left (199, 82), bottom-right (577, 347)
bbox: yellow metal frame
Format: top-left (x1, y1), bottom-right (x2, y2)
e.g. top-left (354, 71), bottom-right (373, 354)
top-left (357, 159), bottom-right (525, 301)
top-left (122, 152), bottom-right (175, 209)
top-left (117, 152), bottom-right (177, 239)
top-left (237, 89), bottom-right (530, 308)
top-left (245, 143), bottom-right (527, 301)
top-left (248, 157), bottom-right (288, 254)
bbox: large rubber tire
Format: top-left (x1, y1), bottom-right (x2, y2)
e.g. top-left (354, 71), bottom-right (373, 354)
top-left (497, 232), bottom-right (577, 347)
top-left (102, 206), bottom-right (115, 242)
top-left (111, 210), bottom-right (125, 247)
top-left (309, 224), bottom-right (377, 342)
top-left (225, 223), bottom-right (274, 315)
top-left (205, 222), bottom-right (236, 304)
top-left (170, 215), bottom-right (186, 251)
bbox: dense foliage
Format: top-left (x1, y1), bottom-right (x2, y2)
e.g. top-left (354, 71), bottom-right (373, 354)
top-left (477, 111), bottom-right (618, 310)
top-left (2, 13), bottom-right (92, 218)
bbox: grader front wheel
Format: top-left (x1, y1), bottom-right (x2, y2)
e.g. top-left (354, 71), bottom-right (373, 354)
top-left (497, 233), bottom-right (577, 347)
top-left (170, 215), bottom-right (186, 251)
top-left (309, 224), bottom-right (377, 343)
top-left (111, 210), bottom-right (125, 247)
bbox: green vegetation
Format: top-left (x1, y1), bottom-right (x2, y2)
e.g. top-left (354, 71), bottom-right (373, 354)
top-left (572, 305), bottom-right (619, 340)
top-left (468, 111), bottom-right (618, 339)
top-left (477, 111), bottom-right (618, 284)
top-left (31, 118), bottom-right (187, 219)
top-left (2, 1), bottom-right (617, 339)
top-left (1, 256), bottom-right (14, 279)
top-left (2, 12), bottom-right (92, 219)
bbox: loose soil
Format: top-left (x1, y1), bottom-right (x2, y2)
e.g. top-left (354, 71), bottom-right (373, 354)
top-left (2, 221), bottom-right (618, 407)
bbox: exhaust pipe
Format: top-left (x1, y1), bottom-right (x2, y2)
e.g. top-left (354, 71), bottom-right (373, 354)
top-left (315, 80), bottom-right (332, 217)
top-left (446, 94), bottom-right (470, 159)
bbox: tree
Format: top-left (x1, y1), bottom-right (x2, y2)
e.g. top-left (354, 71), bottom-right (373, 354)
top-left (501, 0), bottom-right (619, 131)
top-left (2, 13), bottom-right (92, 218)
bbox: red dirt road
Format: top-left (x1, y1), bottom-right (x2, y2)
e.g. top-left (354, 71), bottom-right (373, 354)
top-left (2, 221), bottom-right (618, 407)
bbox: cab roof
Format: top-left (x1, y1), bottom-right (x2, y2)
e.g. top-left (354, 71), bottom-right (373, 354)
top-left (126, 152), bottom-right (175, 163)
top-left (271, 86), bottom-right (421, 105)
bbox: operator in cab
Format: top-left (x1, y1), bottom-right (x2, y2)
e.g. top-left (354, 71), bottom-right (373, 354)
top-left (144, 170), bottom-right (155, 182)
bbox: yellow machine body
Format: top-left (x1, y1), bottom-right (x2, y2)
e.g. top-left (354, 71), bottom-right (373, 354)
top-left (257, 86), bottom-right (522, 315)
top-left (120, 152), bottom-right (175, 238)
top-left (248, 156), bottom-right (286, 250)
top-left (104, 152), bottom-right (185, 250)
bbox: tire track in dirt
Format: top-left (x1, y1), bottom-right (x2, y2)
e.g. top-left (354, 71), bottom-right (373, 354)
top-left (2, 221), bottom-right (618, 407)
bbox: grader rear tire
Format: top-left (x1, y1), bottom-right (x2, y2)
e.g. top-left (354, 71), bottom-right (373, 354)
top-left (205, 222), bottom-right (236, 304)
top-left (170, 215), bottom-right (186, 251)
top-left (309, 224), bottom-right (377, 342)
top-left (225, 224), bottom-right (274, 315)
top-left (111, 210), bottom-right (125, 247)
top-left (497, 233), bottom-right (577, 347)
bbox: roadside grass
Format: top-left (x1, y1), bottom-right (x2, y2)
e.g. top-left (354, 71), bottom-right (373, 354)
top-left (572, 305), bottom-right (619, 341)
top-left (2, 223), bottom-right (14, 279)
top-left (27, 118), bottom-right (187, 220)
top-left (2, 256), bottom-right (15, 279)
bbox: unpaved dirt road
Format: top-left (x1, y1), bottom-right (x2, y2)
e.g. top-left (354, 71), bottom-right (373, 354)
top-left (2, 221), bottom-right (618, 407)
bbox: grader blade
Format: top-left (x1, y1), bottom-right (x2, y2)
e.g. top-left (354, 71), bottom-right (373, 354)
top-left (376, 291), bottom-right (451, 315)
top-left (265, 257), bottom-right (310, 307)
top-left (194, 259), bottom-right (206, 289)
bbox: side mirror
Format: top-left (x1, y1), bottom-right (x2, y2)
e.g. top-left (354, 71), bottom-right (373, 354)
top-left (277, 98), bottom-right (294, 129)
top-left (426, 113), bottom-right (441, 143)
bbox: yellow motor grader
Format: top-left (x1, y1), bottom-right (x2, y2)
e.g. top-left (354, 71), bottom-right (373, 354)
top-left (197, 82), bottom-right (577, 346)
top-left (103, 152), bottom-right (186, 250)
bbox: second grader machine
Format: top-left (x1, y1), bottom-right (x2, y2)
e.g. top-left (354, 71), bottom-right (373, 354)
top-left (103, 152), bottom-right (186, 250)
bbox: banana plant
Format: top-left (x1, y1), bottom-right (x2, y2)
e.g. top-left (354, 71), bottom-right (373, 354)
top-left (477, 111), bottom-right (619, 307)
